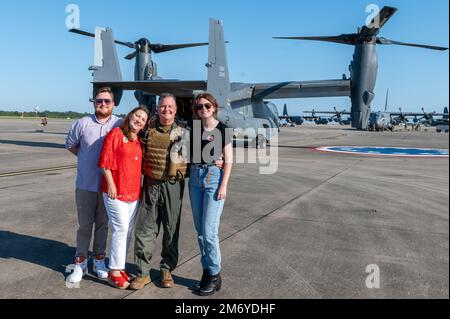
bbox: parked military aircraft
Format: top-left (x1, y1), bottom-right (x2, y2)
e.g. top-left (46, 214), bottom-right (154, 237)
top-left (274, 6), bottom-right (448, 130)
top-left (367, 111), bottom-right (394, 131)
top-left (69, 28), bottom-right (209, 112)
top-left (314, 117), bottom-right (331, 125)
top-left (328, 108), bottom-right (351, 125)
top-left (363, 89), bottom-right (446, 131)
top-left (368, 89), bottom-right (401, 131)
top-left (70, 19), bottom-right (351, 147)
top-left (368, 108), bottom-right (448, 131)
top-left (303, 108), bottom-right (351, 125)
top-left (279, 118), bottom-right (295, 127)
top-left (436, 108), bottom-right (449, 133)
top-left (414, 107), bottom-right (449, 126)
top-left (279, 104), bottom-right (304, 125)
top-left (390, 107), bottom-right (409, 126)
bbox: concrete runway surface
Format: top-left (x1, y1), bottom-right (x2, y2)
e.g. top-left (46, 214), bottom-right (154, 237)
top-left (0, 118), bottom-right (448, 299)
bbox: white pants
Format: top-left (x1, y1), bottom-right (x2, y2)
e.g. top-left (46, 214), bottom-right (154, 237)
top-left (103, 193), bottom-right (139, 270)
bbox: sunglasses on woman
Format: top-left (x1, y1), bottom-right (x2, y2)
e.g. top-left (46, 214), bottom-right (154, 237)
top-left (194, 103), bottom-right (213, 111)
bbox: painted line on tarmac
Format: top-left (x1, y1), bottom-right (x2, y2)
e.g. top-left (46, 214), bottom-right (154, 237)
top-left (314, 146), bottom-right (449, 158)
top-left (124, 166), bottom-right (352, 299)
top-left (0, 165), bottom-right (77, 177)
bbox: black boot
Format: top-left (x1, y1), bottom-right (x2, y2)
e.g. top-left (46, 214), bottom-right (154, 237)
top-left (194, 269), bottom-right (209, 292)
top-left (198, 272), bottom-right (222, 296)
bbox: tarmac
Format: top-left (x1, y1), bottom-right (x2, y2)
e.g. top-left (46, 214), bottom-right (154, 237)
top-left (0, 118), bottom-right (448, 299)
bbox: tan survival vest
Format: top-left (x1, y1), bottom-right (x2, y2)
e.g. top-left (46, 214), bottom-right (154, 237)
top-left (142, 119), bottom-right (189, 181)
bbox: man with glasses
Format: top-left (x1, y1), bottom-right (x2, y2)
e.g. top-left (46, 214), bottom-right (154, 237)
top-left (65, 87), bottom-right (122, 284)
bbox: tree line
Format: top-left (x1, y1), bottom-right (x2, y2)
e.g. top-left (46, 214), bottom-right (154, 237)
top-left (0, 110), bottom-right (126, 119)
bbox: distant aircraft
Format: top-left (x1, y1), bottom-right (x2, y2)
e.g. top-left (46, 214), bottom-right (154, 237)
top-left (303, 108), bottom-right (351, 125)
top-left (436, 107), bottom-right (449, 133)
top-left (368, 111), bottom-right (393, 131)
top-left (274, 6), bottom-right (448, 130)
top-left (368, 107), bottom-right (448, 131)
top-left (368, 90), bottom-right (396, 131)
top-left (328, 108), bottom-right (351, 125)
top-left (368, 107), bottom-right (413, 131)
top-left (414, 107), bottom-right (449, 127)
top-left (389, 107), bottom-right (408, 126)
top-left (278, 104), bottom-right (304, 125)
top-left (367, 90), bottom-right (446, 131)
top-left (314, 117), bottom-right (330, 125)
top-left (279, 118), bottom-right (295, 127)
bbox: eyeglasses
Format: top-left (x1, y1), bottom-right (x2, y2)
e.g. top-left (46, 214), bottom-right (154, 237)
top-left (194, 103), bottom-right (213, 111)
top-left (95, 99), bottom-right (113, 105)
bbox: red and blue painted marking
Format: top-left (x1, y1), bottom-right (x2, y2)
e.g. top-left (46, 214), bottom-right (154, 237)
top-left (314, 146), bottom-right (449, 158)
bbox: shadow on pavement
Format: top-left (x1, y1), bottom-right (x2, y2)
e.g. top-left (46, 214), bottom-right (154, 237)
top-left (148, 268), bottom-right (198, 290)
top-left (0, 140), bottom-right (65, 149)
top-left (0, 230), bottom-right (74, 274)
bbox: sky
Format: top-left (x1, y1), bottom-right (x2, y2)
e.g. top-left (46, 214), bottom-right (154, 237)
top-left (0, 0), bottom-right (448, 115)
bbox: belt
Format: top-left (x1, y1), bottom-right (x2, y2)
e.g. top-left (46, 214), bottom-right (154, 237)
top-left (192, 163), bottom-right (215, 168)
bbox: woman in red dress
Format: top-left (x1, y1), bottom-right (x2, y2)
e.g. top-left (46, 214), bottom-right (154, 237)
top-left (99, 106), bottom-right (148, 289)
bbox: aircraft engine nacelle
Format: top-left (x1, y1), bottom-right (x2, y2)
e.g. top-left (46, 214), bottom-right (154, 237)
top-left (350, 44), bottom-right (378, 130)
top-left (135, 54), bottom-right (155, 80)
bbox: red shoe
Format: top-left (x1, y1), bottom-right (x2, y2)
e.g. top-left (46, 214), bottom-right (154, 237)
top-left (120, 270), bottom-right (131, 282)
top-left (108, 271), bottom-right (130, 289)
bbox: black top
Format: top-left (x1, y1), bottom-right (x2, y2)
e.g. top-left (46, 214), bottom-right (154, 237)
top-left (189, 120), bottom-right (232, 164)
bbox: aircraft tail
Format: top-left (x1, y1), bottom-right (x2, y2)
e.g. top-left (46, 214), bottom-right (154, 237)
top-left (444, 107), bottom-right (449, 119)
top-left (283, 104), bottom-right (288, 116)
top-left (384, 88), bottom-right (389, 112)
top-left (207, 19), bottom-right (231, 109)
top-left (92, 28), bottom-right (123, 104)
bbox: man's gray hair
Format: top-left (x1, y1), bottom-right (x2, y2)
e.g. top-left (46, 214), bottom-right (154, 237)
top-left (158, 93), bottom-right (177, 106)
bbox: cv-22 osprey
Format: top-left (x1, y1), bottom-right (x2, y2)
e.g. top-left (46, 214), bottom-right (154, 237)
top-left (70, 19), bottom-right (352, 148)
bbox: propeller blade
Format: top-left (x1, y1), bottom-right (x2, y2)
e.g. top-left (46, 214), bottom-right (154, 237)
top-left (124, 52), bottom-right (137, 60)
top-left (273, 35), bottom-right (357, 45)
top-left (69, 28), bottom-right (95, 38)
top-left (377, 6), bottom-right (398, 29)
top-left (377, 37), bottom-right (448, 51)
top-left (150, 42), bottom-right (208, 54)
top-left (359, 6), bottom-right (398, 38)
top-left (69, 28), bottom-right (136, 49)
top-left (115, 40), bottom-right (137, 49)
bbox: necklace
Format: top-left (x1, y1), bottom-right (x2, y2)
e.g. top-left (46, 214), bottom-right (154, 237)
top-left (121, 130), bottom-right (140, 161)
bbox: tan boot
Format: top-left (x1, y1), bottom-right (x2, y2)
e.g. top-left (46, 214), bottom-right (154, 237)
top-left (160, 269), bottom-right (174, 288)
top-left (129, 276), bottom-right (151, 290)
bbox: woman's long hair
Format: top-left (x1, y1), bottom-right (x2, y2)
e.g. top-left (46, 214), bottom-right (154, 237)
top-left (121, 106), bottom-right (149, 141)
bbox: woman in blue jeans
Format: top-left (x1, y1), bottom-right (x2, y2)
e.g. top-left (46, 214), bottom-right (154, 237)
top-left (188, 92), bottom-right (233, 296)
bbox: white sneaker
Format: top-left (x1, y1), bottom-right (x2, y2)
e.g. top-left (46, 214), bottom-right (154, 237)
top-left (67, 260), bottom-right (88, 283)
top-left (93, 258), bottom-right (109, 279)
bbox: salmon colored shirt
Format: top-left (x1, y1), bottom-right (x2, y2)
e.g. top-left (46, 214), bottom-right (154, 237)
top-left (98, 127), bottom-right (143, 202)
